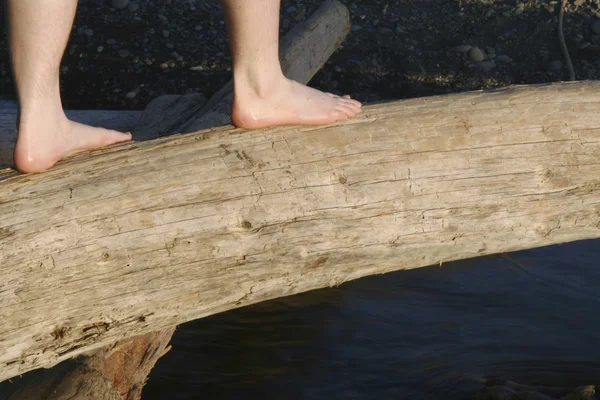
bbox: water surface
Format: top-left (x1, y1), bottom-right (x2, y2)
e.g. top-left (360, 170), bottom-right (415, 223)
top-left (143, 239), bottom-right (600, 399)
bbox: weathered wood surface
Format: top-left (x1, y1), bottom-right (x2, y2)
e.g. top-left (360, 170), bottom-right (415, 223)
top-left (2, 81), bottom-right (600, 383)
top-left (0, 108), bottom-right (143, 168)
top-left (133, 0), bottom-right (351, 136)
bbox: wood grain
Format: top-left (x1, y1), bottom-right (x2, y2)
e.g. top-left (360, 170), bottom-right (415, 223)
top-left (1, 81), bottom-right (599, 382)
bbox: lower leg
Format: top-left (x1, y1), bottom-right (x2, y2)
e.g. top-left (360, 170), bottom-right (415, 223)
top-left (220, 0), bottom-right (362, 129)
top-left (6, 0), bottom-right (131, 173)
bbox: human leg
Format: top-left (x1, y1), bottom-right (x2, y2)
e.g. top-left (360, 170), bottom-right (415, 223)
top-left (220, 0), bottom-right (362, 129)
top-left (6, 0), bottom-right (131, 173)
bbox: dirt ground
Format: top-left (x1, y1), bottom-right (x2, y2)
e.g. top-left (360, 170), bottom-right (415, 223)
top-left (1, 0), bottom-right (600, 111)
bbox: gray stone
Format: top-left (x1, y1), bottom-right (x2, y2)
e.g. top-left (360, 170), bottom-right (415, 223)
top-left (453, 44), bottom-right (472, 53)
top-left (162, 30), bottom-right (170, 38)
top-left (591, 20), bottom-right (600, 34)
top-left (495, 54), bottom-right (512, 63)
top-left (468, 47), bottom-right (485, 62)
top-left (84, 29), bottom-right (94, 37)
top-left (111, 0), bottom-right (129, 10)
top-left (126, 91), bottom-right (137, 99)
top-left (477, 61), bottom-right (496, 72)
top-left (351, 25), bottom-right (362, 32)
top-left (548, 60), bottom-right (563, 70)
top-left (106, 39), bottom-right (117, 45)
top-left (127, 2), bottom-right (139, 12)
top-left (97, 45), bottom-right (104, 53)
top-left (118, 49), bottom-right (130, 58)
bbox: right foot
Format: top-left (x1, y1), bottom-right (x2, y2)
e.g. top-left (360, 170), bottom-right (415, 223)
top-left (14, 99), bottom-right (132, 173)
top-left (231, 76), bottom-right (362, 130)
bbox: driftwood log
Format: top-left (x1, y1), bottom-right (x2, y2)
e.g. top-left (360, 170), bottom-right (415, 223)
top-left (1, 81), bottom-right (600, 383)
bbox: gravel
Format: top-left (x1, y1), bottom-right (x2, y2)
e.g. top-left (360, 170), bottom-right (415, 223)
top-left (111, 0), bottom-right (130, 10)
top-left (2, 0), bottom-right (600, 111)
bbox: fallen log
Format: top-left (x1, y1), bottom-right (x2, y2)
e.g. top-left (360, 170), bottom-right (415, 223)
top-left (1, 81), bottom-right (599, 382)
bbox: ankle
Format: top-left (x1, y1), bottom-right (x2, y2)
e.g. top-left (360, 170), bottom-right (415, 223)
top-left (233, 64), bottom-right (287, 100)
top-left (18, 93), bottom-right (66, 125)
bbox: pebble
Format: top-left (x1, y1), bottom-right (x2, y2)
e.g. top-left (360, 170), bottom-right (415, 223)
top-left (111, 0), bottom-right (130, 10)
top-left (159, 62), bottom-right (169, 69)
top-left (548, 60), bottom-right (563, 70)
top-left (453, 44), bottom-right (472, 53)
top-left (468, 47), bottom-right (485, 62)
top-left (126, 91), bottom-right (137, 99)
top-left (127, 2), bottom-right (139, 12)
top-left (495, 54), bottom-right (512, 63)
top-left (118, 49), bottom-right (130, 58)
top-left (195, 25), bottom-right (203, 31)
top-left (84, 29), bottom-right (94, 37)
top-left (106, 39), bottom-right (117, 45)
top-left (162, 29), bottom-right (170, 38)
top-left (97, 45), bottom-right (104, 53)
top-left (591, 20), bottom-right (600, 34)
top-left (477, 61), bottom-right (496, 72)
top-left (351, 25), bottom-right (363, 32)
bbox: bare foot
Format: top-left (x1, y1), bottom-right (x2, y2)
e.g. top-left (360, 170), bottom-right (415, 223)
top-left (14, 99), bottom-right (132, 173)
top-left (231, 77), bottom-right (362, 130)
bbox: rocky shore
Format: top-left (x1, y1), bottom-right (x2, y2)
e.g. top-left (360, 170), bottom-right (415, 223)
top-left (2, 0), bottom-right (600, 111)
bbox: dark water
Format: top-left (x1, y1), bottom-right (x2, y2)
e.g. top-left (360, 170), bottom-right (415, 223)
top-left (142, 240), bottom-right (600, 400)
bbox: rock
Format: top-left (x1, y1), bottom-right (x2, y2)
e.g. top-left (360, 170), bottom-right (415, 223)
top-left (127, 2), bottom-right (139, 12)
top-left (495, 54), bottom-right (512, 63)
top-left (194, 25), bottom-right (203, 31)
top-left (477, 61), bottom-right (496, 72)
top-left (351, 25), bottom-right (363, 32)
top-left (591, 20), bottom-right (600, 34)
top-left (548, 60), bottom-right (563, 70)
top-left (111, 0), bottom-right (129, 10)
top-left (159, 63), bottom-right (169, 69)
top-left (469, 47), bottom-right (485, 62)
top-left (118, 49), bottom-right (130, 58)
top-left (162, 29), bottom-right (170, 38)
top-left (84, 29), bottom-right (94, 37)
top-left (106, 38), bottom-right (117, 45)
top-left (453, 44), bottom-right (472, 53)
top-left (126, 91), bottom-right (137, 99)
top-left (97, 45), bottom-right (104, 53)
